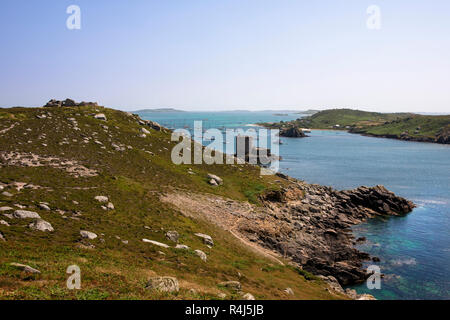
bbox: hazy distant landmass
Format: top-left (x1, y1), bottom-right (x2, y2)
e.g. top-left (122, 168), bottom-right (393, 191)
top-left (134, 108), bottom-right (186, 113)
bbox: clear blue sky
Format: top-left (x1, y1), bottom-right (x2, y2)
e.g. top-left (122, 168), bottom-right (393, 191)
top-left (1, 0), bottom-right (449, 112)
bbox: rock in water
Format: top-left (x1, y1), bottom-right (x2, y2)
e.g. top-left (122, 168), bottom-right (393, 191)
top-left (13, 210), bottom-right (41, 219)
top-left (280, 127), bottom-right (307, 138)
top-left (29, 219), bottom-right (54, 232)
top-left (146, 277), bottom-right (179, 293)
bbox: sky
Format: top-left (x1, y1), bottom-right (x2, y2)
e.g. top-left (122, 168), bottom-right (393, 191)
top-left (0, 0), bottom-right (449, 112)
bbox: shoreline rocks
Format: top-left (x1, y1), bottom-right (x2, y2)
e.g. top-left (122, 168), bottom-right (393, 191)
top-left (279, 127), bottom-right (307, 138)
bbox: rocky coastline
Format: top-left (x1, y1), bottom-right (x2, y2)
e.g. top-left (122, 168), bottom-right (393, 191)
top-left (256, 176), bottom-right (415, 285)
top-left (350, 128), bottom-right (450, 145)
top-left (164, 174), bottom-right (415, 291)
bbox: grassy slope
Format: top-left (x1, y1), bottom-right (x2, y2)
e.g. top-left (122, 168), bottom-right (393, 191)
top-left (262, 109), bottom-right (450, 141)
top-left (0, 106), bottom-right (340, 300)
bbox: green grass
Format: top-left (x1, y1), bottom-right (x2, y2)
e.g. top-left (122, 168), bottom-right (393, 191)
top-left (0, 105), bottom-right (342, 300)
top-left (260, 109), bottom-right (450, 142)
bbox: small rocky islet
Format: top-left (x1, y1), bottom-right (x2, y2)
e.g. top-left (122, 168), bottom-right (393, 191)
top-left (0, 99), bottom-right (415, 300)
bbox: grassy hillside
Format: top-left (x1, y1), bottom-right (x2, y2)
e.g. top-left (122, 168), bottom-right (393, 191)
top-left (0, 105), bottom-right (340, 300)
top-left (262, 109), bottom-right (450, 143)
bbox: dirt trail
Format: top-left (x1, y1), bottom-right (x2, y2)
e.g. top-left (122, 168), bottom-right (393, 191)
top-left (161, 192), bottom-right (285, 265)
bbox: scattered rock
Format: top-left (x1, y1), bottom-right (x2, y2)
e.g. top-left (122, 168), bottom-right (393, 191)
top-left (12, 210), bottom-right (41, 219)
top-left (241, 292), bottom-right (255, 300)
top-left (208, 179), bottom-right (218, 186)
top-left (165, 230), bottom-right (179, 243)
top-left (106, 202), bottom-right (115, 210)
top-left (175, 244), bottom-right (190, 250)
top-left (284, 288), bottom-right (294, 295)
top-left (194, 233), bottom-right (214, 247)
top-left (94, 113), bottom-right (107, 121)
top-left (0, 220), bottom-right (10, 226)
top-left (29, 219), bottom-right (54, 232)
top-left (38, 203), bottom-right (51, 211)
top-left (94, 196), bottom-right (109, 203)
top-left (219, 281), bottom-right (242, 291)
top-left (140, 128), bottom-right (151, 135)
top-left (0, 206), bottom-right (13, 212)
top-left (2, 192), bottom-right (13, 197)
top-left (80, 230), bottom-right (98, 240)
top-left (207, 174), bottom-right (223, 185)
top-left (217, 293), bottom-right (227, 299)
top-left (0, 232), bottom-right (5, 241)
top-left (142, 239), bottom-right (169, 248)
top-left (10, 263), bottom-right (41, 274)
top-left (195, 249), bottom-right (207, 262)
top-left (146, 277), bottom-right (179, 293)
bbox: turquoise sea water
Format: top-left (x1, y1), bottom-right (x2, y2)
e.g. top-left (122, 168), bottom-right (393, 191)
top-left (137, 111), bottom-right (450, 300)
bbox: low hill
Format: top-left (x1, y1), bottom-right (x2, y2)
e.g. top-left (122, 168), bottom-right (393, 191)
top-left (262, 109), bottom-right (450, 144)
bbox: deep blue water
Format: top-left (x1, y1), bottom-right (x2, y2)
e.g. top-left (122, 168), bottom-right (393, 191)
top-left (137, 111), bottom-right (450, 300)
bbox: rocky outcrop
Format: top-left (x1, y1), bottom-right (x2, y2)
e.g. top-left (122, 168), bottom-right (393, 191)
top-left (44, 99), bottom-right (98, 108)
top-left (252, 183), bottom-right (415, 285)
top-left (279, 127), bottom-right (307, 138)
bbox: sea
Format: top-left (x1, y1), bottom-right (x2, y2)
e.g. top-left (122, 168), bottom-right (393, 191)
top-left (136, 110), bottom-right (450, 300)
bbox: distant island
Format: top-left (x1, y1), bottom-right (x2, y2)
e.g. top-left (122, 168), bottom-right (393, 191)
top-left (134, 108), bottom-right (186, 113)
top-left (260, 109), bottom-right (450, 144)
